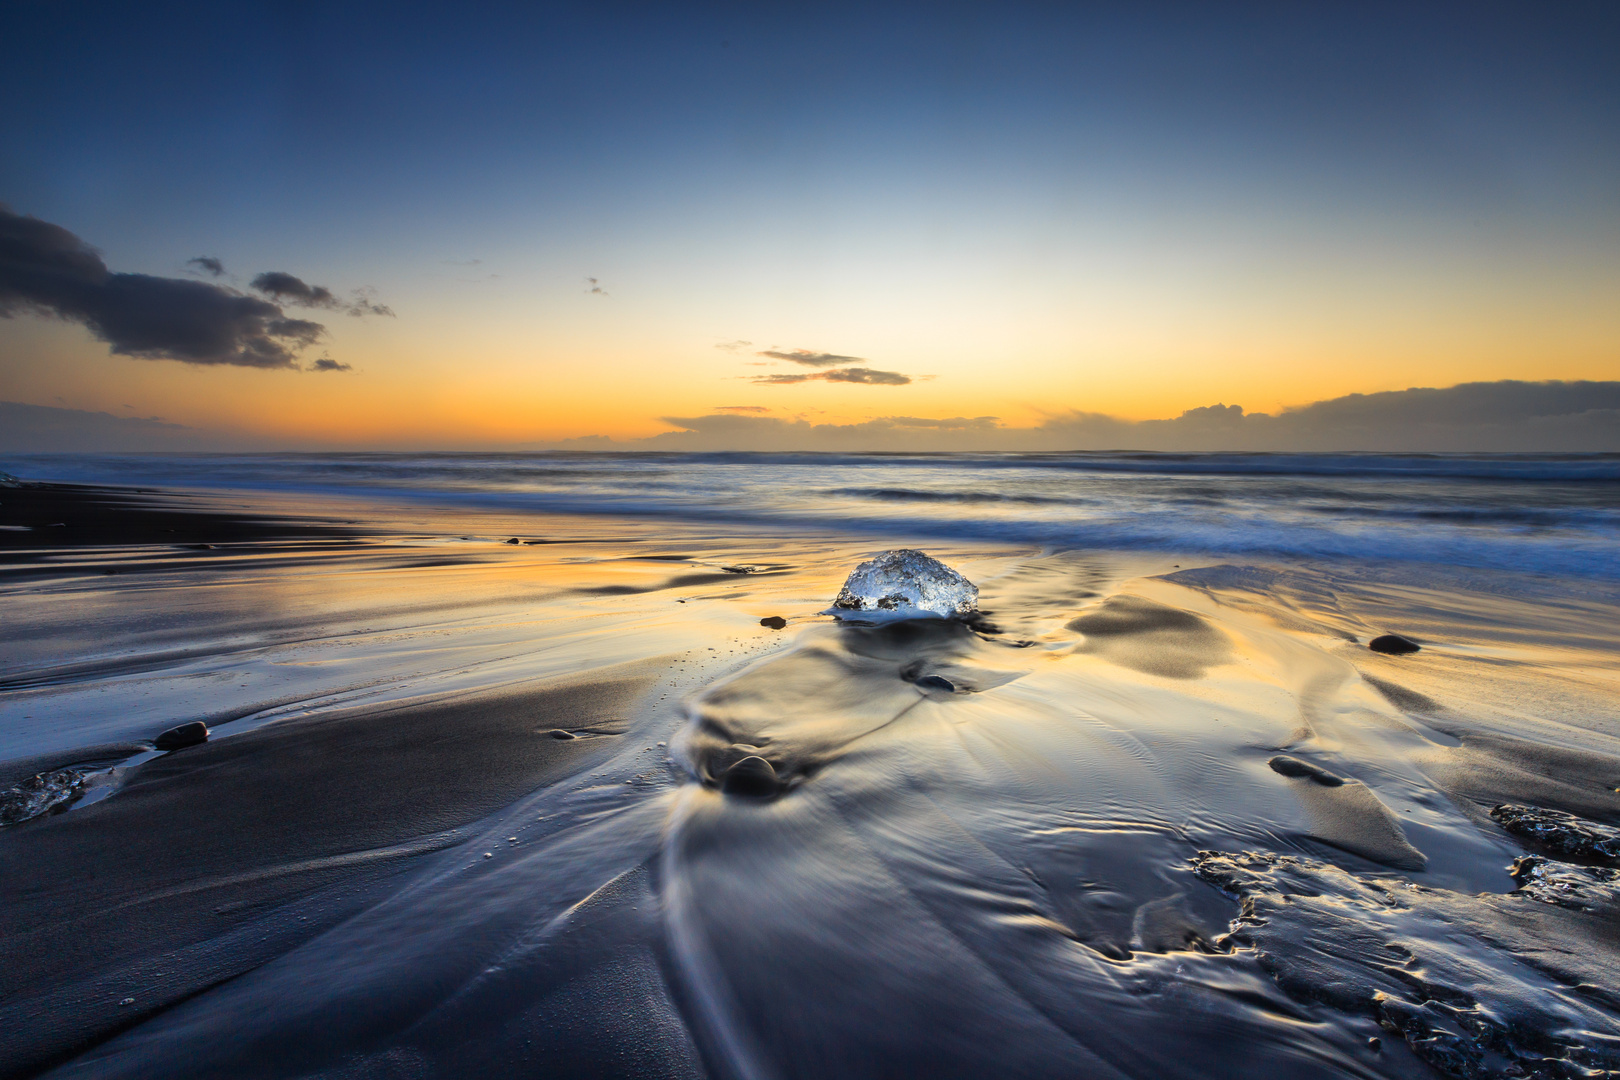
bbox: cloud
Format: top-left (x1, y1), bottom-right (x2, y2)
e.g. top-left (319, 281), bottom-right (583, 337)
top-left (250, 272), bottom-right (392, 318)
top-left (251, 271), bottom-right (339, 308)
top-left (758, 348), bottom-right (865, 367)
top-left (187, 256), bottom-right (225, 277)
top-left (714, 339), bottom-right (754, 352)
top-left (310, 357), bottom-right (352, 372)
top-left (0, 205), bottom-right (326, 368)
top-left (823, 367), bottom-right (911, 385)
top-left (886, 415), bottom-right (999, 429)
top-left (585, 381), bottom-right (1620, 452)
top-left (716, 405), bottom-right (770, 413)
top-left (751, 366), bottom-right (912, 386)
top-left (586, 277), bottom-right (608, 296)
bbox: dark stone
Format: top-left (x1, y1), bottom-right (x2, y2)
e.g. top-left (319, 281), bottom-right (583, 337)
top-left (153, 721), bottom-right (209, 752)
top-left (759, 616), bottom-right (787, 629)
top-left (915, 675), bottom-right (956, 693)
top-left (504, 538), bottom-right (521, 545)
top-left (1492, 803), bottom-right (1620, 864)
top-left (1267, 755), bottom-right (1345, 786)
top-left (1367, 634), bottom-right (1420, 655)
top-left (546, 729), bottom-right (577, 740)
top-left (720, 755), bottom-right (780, 798)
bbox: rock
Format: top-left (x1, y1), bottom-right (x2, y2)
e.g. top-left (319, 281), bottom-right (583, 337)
top-left (153, 721), bottom-right (209, 751)
top-left (759, 616), bottom-right (787, 629)
top-left (547, 729), bottom-right (577, 740)
top-left (504, 537), bottom-right (521, 545)
top-left (1492, 803), bottom-right (1620, 864)
top-left (720, 755), bottom-right (780, 798)
top-left (830, 549), bottom-right (978, 621)
top-left (915, 674), bottom-right (956, 693)
top-left (0, 769), bottom-right (88, 826)
top-left (1367, 634), bottom-right (1420, 655)
top-left (1268, 755), bottom-right (1345, 786)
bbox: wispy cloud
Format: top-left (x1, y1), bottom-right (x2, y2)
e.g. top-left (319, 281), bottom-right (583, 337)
top-left (752, 367), bottom-right (912, 386)
top-left (714, 339), bottom-right (754, 352)
top-left (758, 348), bottom-right (865, 367)
top-left (310, 357), bottom-right (352, 372)
top-left (186, 256), bottom-right (225, 277)
top-left (586, 276), bottom-right (608, 296)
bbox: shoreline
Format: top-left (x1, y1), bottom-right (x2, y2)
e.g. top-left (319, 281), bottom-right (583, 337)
top-left (2, 479), bottom-right (1618, 1078)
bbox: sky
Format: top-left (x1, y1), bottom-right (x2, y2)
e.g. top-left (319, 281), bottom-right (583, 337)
top-left (2, 1), bottom-right (1618, 450)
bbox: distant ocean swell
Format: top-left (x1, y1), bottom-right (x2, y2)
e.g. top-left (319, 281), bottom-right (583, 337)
top-left (7, 451), bottom-right (1618, 580)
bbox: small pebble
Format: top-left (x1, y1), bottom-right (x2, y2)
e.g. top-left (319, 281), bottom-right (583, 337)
top-left (120, 997), bottom-right (134, 1006)
top-left (547, 729), bottom-right (576, 740)
top-left (760, 616), bottom-right (787, 629)
top-left (504, 537), bottom-right (521, 545)
top-left (483, 852), bottom-right (493, 858)
top-left (1368, 634), bottom-right (1421, 655)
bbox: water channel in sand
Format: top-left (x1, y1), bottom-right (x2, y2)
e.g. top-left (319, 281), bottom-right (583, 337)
top-left (2, 488), bottom-right (1619, 1079)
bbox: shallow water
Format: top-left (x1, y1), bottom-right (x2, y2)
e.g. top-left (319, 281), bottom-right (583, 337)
top-left (10, 450), bottom-right (1620, 579)
top-left (1, 460), bottom-right (1618, 1078)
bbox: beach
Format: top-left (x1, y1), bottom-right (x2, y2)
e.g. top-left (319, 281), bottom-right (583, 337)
top-left (2, 454), bottom-right (1619, 1079)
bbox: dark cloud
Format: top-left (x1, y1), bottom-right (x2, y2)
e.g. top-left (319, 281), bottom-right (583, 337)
top-left (0, 206), bottom-right (326, 368)
top-left (586, 277), bottom-right (607, 296)
top-left (752, 366), bottom-right (911, 386)
top-left (311, 358), bottom-right (352, 372)
top-left (251, 272), bottom-right (393, 318)
top-left (187, 256), bottom-right (225, 277)
top-left (758, 348), bottom-right (865, 367)
top-left (251, 271), bottom-right (339, 309)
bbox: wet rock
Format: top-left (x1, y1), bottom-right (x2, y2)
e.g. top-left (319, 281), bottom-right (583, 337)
top-left (915, 674), bottom-right (956, 693)
top-left (1267, 755), bottom-right (1345, 786)
top-left (504, 537), bottom-right (521, 545)
top-left (1509, 854), bottom-right (1620, 912)
top-left (1367, 634), bottom-right (1420, 655)
top-left (0, 769), bottom-right (88, 826)
top-left (1192, 849), bottom-right (1620, 1079)
top-left (1491, 803), bottom-right (1620, 864)
top-left (831, 549), bottom-right (978, 621)
top-left (720, 755), bottom-right (780, 798)
top-left (153, 721), bottom-right (209, 751)
top-left (546, 729), bottom-right (577, 740)
top-left (759, 616), bottom-right (787, 629)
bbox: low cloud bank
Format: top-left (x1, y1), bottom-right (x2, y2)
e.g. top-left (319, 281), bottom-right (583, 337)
top-left (633, 381), bottom-right (1620, 452)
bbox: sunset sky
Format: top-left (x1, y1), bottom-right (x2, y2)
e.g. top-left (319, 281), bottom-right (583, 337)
top-left (2, 2), bottom-right (1617, 448)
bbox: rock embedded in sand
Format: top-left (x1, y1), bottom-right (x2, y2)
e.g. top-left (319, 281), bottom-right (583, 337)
top-left (154, 721), bottom-right (209, 751)
top-left (915, 674), bottom-right (956, 693)
top-left (1367, 633), bottom-right (1420, 655)
top-left (831, 549), bottom-right (978, 621)
top-left (0, 768), bottom-right (88, 826)
top-left (720, 755), bottom-right (780, 798)
top-left (759, 616), bottom-right (787, 629)
top-left (546, 729), bottom-right (577, 740)
top-left (1267, 755), bottom-right (1345, 786)
top-left (1492, 803), bottom-right (1620, 864)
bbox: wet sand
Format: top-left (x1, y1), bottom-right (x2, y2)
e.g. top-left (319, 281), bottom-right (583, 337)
top-left (2, 483), bottom-right (1619, 1078)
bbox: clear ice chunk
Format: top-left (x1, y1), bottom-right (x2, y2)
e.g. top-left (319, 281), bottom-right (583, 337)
top-left (830, 549), bottom-right (979, 621)
top-left (0, 768), bottom-right (88, 826)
